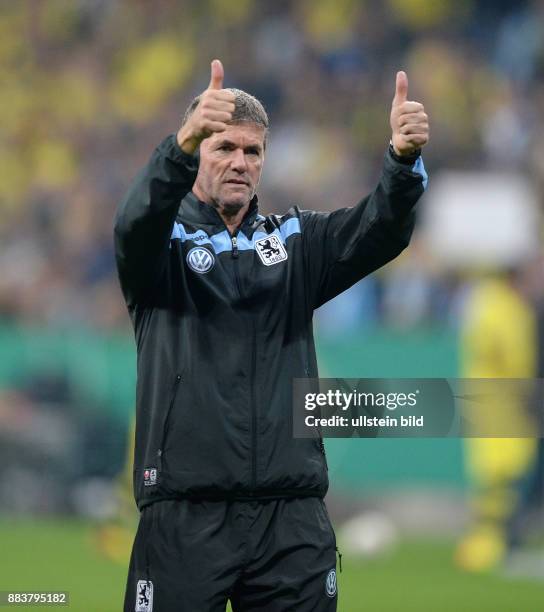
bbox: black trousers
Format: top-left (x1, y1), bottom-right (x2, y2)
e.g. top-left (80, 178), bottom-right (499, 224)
top-left (124, 497), bottom-right (338, 611)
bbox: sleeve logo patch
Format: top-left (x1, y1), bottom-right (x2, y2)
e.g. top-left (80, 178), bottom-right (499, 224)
top-left (135, 579), bottom-right (153, 611)
top-left (325, 568), bottom-right (337, 597)
top-left (255, 235), bottom-right (288, 266)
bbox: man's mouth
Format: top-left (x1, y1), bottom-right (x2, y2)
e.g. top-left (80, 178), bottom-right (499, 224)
top-left (225, 179), bottom-right (248, 186)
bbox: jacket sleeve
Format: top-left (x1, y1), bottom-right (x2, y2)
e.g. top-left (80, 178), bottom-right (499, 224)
top-left (300, 147), bottom-right (428, 310)
top-left (114, 134), bottom-right (199, 305)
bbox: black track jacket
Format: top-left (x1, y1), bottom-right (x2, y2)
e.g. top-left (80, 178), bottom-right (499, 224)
top-left (114, 134), bottom-right (427, 509)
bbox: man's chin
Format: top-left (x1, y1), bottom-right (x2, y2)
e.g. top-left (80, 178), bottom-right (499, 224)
top-left (220, 200), bottom-right (245, 217)
top-left (216, 191), bottom-right (252, 216)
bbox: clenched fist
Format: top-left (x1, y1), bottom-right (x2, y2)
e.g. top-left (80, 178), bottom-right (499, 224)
top-left (177, 59), bottom-right (236, 154)
top-left (390, 71), bottom-right (429, 157)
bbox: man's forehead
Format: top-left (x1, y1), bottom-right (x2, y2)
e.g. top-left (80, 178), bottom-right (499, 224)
top-left (209, 123), bottom-right (265, 147)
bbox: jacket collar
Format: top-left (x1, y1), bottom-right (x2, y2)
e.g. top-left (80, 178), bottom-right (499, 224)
top-left (179, 191), bottom-right (260, 231)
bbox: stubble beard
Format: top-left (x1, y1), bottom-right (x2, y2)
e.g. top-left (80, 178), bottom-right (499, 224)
top-left (213, 199), bottom-right (245, 221)
top-left (212, 187), bottom-right (254, 223)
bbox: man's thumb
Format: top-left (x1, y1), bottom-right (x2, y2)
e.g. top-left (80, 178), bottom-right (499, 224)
top-left (393, 71), bottom-right (408, 105)
top-left (209, 59), bottom-right (224, 90)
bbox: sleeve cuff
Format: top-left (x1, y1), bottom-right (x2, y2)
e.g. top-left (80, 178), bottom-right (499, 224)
top-left (160, 133), bottom-right (200, 171)
top-left (388, 142), bottom-right (421, 165)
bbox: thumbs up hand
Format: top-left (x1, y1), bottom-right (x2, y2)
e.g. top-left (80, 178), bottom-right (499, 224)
top-left (177, 59), bottom-right (236, 154)
top-left (390, 71), bottom-right (429, 157)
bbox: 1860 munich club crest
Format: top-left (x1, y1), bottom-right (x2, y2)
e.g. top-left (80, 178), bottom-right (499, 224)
top-left (135, 580), bottom-right (153, 611)
top-left (255, 235), bottom-right (288, 266)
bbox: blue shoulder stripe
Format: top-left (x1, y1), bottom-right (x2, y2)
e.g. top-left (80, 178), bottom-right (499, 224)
top-left (170, 223), bottom-right (232, 253)
top-left (171, 217), bottom-right (301, 254)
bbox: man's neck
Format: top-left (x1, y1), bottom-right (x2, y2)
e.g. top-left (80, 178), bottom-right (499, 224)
top-left (220, 204), bottom-right (249, 235)
top-left (192, 188), bottom-right (251, 234)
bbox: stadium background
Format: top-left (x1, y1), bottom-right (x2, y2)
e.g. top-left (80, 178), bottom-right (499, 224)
top-left (0, 0), bottom-right (542, 610)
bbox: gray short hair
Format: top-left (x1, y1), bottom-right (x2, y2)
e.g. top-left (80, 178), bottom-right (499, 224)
top-left (182, 88), bottom-right (269, 144)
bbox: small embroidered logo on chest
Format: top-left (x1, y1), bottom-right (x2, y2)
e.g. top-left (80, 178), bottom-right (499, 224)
top-left (255, 235), bottom-right (288, 266)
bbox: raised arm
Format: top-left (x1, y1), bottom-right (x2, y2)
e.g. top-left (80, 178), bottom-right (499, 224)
top-left (301, 71), bottom-right (430, 309)
top-left (113, 136), bottom-right (198, 304)
top-left (114, 60), bottom-right (235, 304)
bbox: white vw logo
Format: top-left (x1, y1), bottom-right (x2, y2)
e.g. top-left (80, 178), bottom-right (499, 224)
top-left (186, 247), bottom-right (214, 274)
top-left (325, 568), bottom-right (337, 597)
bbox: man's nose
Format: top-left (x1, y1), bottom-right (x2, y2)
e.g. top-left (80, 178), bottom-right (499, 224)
top-left (230, 148), bottom-right (247, 172)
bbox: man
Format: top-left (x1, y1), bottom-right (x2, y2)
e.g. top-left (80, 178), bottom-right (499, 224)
top-left (115, 59), bottom-right (429, 611)
top-left (455, 268), bottom-right (540, 572)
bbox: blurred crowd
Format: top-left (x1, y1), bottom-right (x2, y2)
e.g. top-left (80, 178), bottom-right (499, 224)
top-left (1, 2), bottom-right (544, 559)
top-left (0, 0), bottom-right (543, 333)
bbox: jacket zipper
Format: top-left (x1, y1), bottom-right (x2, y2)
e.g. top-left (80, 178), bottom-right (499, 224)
top-left (306, 364), bottom-right (328, 471)
top-left (319, 439), bottom-right (328, 470)
top-left (231, 233), bottom-right (244, 299)
top-left (230, 229), bottom-right (258, 493)
top-left (157, 373), bottom-right (182, 470)
top-left (250, 322), bottom-right (257, 492)
top-left (229, 230), bottom-right (256, 491)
